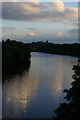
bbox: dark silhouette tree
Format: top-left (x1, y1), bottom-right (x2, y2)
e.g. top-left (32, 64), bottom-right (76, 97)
top-left (53, 62), bottom-right (80, 120)
top-left (30, 41), bottom-right (80, 58)
top-left (2, 39), bottom-right (31, 79)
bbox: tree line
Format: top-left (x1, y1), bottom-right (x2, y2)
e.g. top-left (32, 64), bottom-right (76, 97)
top-left (2, 39), bottom-right (80, 79)
top-left (2, 39), bottom-right (31, 79)
top-left (30, 41), bottom-right (80, 58)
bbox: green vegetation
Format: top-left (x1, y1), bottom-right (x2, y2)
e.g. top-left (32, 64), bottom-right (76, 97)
top-left (30, 41), bottom-right (80, 58)
top-left (53, 63), bottom-right (80, 120)
top-left (2, 39), bottom-right (31, 79)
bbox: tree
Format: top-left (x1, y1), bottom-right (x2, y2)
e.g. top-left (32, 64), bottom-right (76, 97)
top-left (2, 40), bottom-right (31, 79)
top-left (53, 62), bottom-right (80, 120)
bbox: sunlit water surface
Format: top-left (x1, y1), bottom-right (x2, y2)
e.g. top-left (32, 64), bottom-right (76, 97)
top-left (2, 52), bottom-right (78, 118)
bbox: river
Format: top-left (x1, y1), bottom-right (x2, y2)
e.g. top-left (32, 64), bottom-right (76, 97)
top-left (2, 52), bottom-right (78, 119)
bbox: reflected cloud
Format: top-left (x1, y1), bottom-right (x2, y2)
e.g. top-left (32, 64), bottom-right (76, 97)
top-left (50, 56), bottom-right (77, 104)
top-left (3, 70), bottom-right (39, 117)
top-left (50, 58), bottom-right (63, 99)
top-left (53, 75), bottom-right (63, 97)
top-left (3, 53), bottom-right (78, 118)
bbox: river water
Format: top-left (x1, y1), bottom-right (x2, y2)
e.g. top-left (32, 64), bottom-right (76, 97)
top-left (2, 52), bottom-right (78, 119)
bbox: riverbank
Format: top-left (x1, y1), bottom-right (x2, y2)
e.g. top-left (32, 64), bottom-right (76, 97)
top-left (2, 40), bottom-right (31, 79)
top-left (30, 41), bottom-right (80, 58)
top-left (2, 39), bottom-right (80, 79)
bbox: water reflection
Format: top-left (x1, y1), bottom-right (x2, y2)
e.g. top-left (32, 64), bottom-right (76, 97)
top-left (2, 52), bottom-right (78, 118)
top-left (3, 69), bottom-right (40, 118)
top-left (0, 82), bottom-right (2, 119)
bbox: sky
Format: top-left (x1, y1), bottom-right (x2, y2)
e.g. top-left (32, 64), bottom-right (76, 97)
top-left (2, 0), bottom-right (78, 43)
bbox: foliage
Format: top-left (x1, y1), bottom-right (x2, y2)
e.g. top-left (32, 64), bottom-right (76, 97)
top-left (53, 64), bottom-right (80, 120)
top-left (2, 39), bottom-right (31, 79)
top-left (30, 41), bottom-right (80, 58)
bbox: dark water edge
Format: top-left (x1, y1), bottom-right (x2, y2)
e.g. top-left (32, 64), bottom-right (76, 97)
top-left (2, 61), bottom-right (31, 82)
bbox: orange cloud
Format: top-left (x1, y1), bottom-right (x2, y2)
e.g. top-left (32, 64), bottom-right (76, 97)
top-left (27, 32), bottom-right (35, 36)
top-left (57, 32), bottom-right (62, 37)
top-left (54, 32), bottom-right (63, 37)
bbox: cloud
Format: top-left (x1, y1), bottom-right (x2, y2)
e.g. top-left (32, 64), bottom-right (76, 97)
top-left (2, 2), bottom-right (45, 16)
top-left (67, 28), bottom-right (78, 37)
top-left (55, 32), bottom-right (63, 37)
top-left (52, 28), bottom-right (78, 39)
top-left (49, 0), bottom-right (65, 12)
top-left (3, 28), bottom-right (78, 43)
top-left (2, 1), bottom-right (78, 25)
top-left (2, 26), bottom-right (20, 30)
top-left (69, 28), bottom-right (78, 34)
top-left (1, 0), bottom-right (39, 3)
top-left (25, 27), bottom-right (37, 30)
top-left (27, 31), bottom-right (35, 36)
